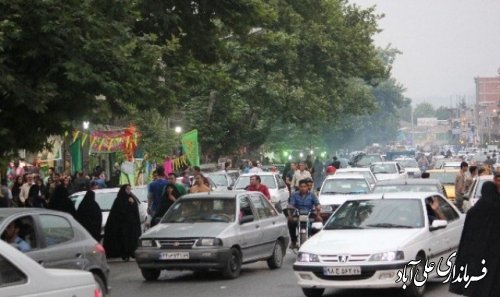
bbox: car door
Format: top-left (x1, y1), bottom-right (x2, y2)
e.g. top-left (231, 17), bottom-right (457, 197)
top-left (237, 195), bottom-right (264, 263)
top-left (435, 196), bottom-right (462, 252)
top-left (249, 193), bottom-right (280, 258)
top-left (275, 175), bottom-right (289, 209)
top-left (36, 214), bottom-right (86, 270)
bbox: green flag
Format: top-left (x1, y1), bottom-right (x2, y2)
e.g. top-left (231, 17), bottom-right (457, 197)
top-left (181, 129), bottom-right (200, 166)
top-left (70, 138), bottom-right (82, 174)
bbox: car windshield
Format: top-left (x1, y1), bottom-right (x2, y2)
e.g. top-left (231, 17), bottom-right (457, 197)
top-left (357, 155), bottom-right (382, 166)
top-left (373, 184), bottom-right (439, 193)
top-left (234, 175), bottom-right (276, 190)
top-left (161, 198), bottom-right (236, 223)
top-left (0, 216), bottom-right (3, 224)
top-left (371, 164), bottom-right (397, 174)
top-left (398, 160), bottom-right (418, 168)
top-left (207, 174), bottom-right (228, 186)
top-left (71, 192), bottom-right (118, 211)
top-left (428, 172), bottom-right (456, 184)
top-left (325, 199), bottom-right (424, 230)
top-left (337, 171), bottom-right (375, 185)
top-left (321, 179), bottom-right (369, 194)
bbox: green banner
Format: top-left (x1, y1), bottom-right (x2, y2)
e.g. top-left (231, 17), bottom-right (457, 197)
top-left (181, 129), bottom-right (200, 167)
top-left (70, 138), bottom-right (82, 174)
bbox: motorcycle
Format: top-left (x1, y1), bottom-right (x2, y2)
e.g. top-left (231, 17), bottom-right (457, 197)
top-left (292, 209), bottom-right (323, 248)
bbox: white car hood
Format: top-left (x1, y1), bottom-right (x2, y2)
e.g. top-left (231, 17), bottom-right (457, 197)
top-left (301, 228), bottom-right (422, 255)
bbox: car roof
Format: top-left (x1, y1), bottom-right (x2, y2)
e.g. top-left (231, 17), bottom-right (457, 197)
top-left (326, 174), bottom-right (366, 180)
top-left (370, 161), bottom-right (398, 165)
top-left (69, 187), bottom-right (121, 197)
top-left (477, 175), bottom-right (495, 180)
top-left (344, 191), bottom-right (440, 201)
top-left (239, 172), bottom-right (277, 176)
top-left (427, 168), bottom-right (459, 173)
top-left (0, 208), bottom-right (73, 217)
top-left (336, 168), bottom-right (371, 172)
top-left (179, 192), bottom-right (240, 199)
top-left (375, 179), bottom-right (441, 185)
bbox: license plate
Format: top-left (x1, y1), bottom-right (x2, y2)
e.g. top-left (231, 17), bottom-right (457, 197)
top-left (159, 252), bottom-right (190, 260)
top-left (323, 266), bottom-right (361, 276)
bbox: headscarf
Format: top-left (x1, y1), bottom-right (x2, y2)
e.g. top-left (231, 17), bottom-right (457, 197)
top-left (48, 185), bottom-right (76, 217)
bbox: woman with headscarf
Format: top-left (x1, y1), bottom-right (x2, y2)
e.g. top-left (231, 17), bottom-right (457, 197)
top-left (76, 190), bottom-right (102, 242)
top-left (48, 185), bottom-right (76, 217)
top-left (28, 178), bottom-right (47, 208)
top-left (151, 184), bottom-right (182, 227)
top-left (449, 181), bottom-right (500, 297)
top-left (103, 184), bottom-right (141, 261)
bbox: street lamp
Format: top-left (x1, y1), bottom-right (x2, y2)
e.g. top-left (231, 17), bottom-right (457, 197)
top-left (299, 152), bottom-right (304, 158)
top-left (83, 121), bottom-right (90, 130)
top-left (174, 126), bottom-right (182, 134)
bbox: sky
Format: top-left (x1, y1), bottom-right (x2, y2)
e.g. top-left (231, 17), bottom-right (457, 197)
top-left (350, 0), bottom-right (500, 107)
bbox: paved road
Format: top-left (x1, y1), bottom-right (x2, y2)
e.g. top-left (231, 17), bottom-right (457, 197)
top-left (108, 251), bottom-right (460, 297)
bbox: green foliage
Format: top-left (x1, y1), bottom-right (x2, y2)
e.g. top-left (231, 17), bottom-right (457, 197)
top-left (413, 102), bottom-right (436, 123)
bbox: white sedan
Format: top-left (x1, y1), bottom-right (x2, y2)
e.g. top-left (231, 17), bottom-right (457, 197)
top-left (0, 240), bottom-right (100, 297)
top-left (293, 192), bottom-right (464, 297)
top-left (370, 162), bottom-right (407, 181)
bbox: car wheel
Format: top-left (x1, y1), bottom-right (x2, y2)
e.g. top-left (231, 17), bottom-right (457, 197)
top-left (93, 274), bottom-right (107, 297)
top-left (302, 288), bottom-right (324, 297)
top-left (222, 248), bottom-right (241, 279)
top-left (141, 268), bottom-right (161, 281)
top-left (267, 240), bottom-right (284, 269)
top-left (404, 254), bottom-right (426, 297)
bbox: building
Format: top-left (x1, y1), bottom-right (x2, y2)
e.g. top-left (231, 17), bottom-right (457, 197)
top-left (475, 76), bottom-right (500, 145)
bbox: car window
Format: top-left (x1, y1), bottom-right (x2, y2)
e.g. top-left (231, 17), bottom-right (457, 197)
top-left (370, 163), bottom-right (397, 174)
top-left (436, 196), bottom-right (459, 222)
top-left (208, 174), bottom-right (228, 186)
top-left (234, 175), bottom-right (277, 189)
top-left (250, 194), bottom-right (272, 219)
top-left (321, 179), bottom-right (369, 194)
top-left (39, 215), bottom-right (74, 247)
top-left (373, 184), bottom-right (440, 193)
top-left (1, 216), bottom-right (36, 252)
top-left (162, 198), bottom-right (236, 223)
top-left (239, 196), bottom-right (255, 219)
top-left (0, 255), bottom-right (27, 287)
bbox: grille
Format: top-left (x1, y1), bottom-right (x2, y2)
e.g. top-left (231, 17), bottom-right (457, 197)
top-left (320, 254), bottom-right (371, 263)
top-left (156, 238), bottom-right (197, 249)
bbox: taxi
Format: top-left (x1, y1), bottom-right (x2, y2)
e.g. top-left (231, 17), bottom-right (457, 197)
top-left (426, 169), bottom-right (458, 201)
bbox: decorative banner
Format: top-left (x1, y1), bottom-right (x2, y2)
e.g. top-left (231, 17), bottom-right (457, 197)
top-left (181, 129), bottom-right (200, 167)
top-left (173, 155), bottom-right (189, 171)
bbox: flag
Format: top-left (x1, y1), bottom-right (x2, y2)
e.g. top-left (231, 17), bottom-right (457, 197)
top-left (70, 138), bottom-right (82, 173)
top-left (181, 129), bottom-right (200, 166)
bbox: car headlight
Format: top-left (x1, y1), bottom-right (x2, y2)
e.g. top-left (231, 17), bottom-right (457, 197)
top-left (298, 252), bottom-right (320, 262)
top-left (195, 238), bottom-right (222, 247)
top-left (320, 205), bottom-right (332, 212)
top-left (140, 239), bottom-right (156, 247)
top-left (369, 251), bottom-right (404, 261)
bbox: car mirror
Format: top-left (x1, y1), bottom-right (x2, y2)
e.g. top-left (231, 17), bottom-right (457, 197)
top-left (430, 219), bottom-right (447, 231)
top-left (348, 161), bottom-right (353, 166)
top-left (311, 222), bottom-right (323, 230)
top-left (239, 215), bottom-right (254, 224)
top-left (227, 186), bottom-right (233, 191)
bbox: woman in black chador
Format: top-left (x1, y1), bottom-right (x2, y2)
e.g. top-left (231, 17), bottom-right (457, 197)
top-left (449, 181), bottom-right (500, 297)
top-left (76, 190), bottom-right (102, 242)
top-left (103, 184), bottom-right (141, 261)
top-left (48, 185), bottom-right (76, 217)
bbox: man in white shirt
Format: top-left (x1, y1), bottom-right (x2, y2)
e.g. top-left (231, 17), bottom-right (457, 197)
top-left (291, 162), bottom-right (312, 191)
top-left (19, 174), bottom-right (34, 206)
top-left (249, 160), bottom-right (263, 173)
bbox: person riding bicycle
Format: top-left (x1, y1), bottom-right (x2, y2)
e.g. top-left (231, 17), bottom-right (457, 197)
top-left (287, 179), bottom-right (322, 249)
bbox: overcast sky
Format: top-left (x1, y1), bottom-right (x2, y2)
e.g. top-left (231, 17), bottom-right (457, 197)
top-left (350, 0), bottom-right (500, 107)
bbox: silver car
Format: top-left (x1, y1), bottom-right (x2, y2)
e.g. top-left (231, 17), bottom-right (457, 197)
top-left (0, 208), bottom-right (110, 296)
top-left (135, 192), bottom-right (290, 281)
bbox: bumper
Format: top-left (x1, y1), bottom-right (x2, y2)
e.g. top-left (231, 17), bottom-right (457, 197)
top-left (293, 263), bottom-right (406, 289)
top-left (135, 248), bottom-right (232, 270)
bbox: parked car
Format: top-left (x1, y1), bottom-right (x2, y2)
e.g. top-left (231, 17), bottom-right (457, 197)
top-left (293, 192), bottom-right (464, 297)
top-left (135, 192), bottom-right (290, 280)
top-left (0, 208), bottom-right (110, 295)
top-left (231, 172), bottom-right (289, 210)
top-left (463, 174), bottom-right (494, 211)
top-left (370, 162), bottom-right (407, 181)
top-left (70, 187), bottom-right (149, 235)
top-left (335, 168), bottom-right (377, 189)
top-left (0, 240), bottom-right (101, 297)
top-left (206, 170), bottom-right (239, 191)
top-left (395, 158), bottom-right (421, 178)
top-left (318, 174), bottom-right (371, 221)
top-left (426, 169), bottom-right (459, 201)
top-left (372, 178), bottom-right (447, 198)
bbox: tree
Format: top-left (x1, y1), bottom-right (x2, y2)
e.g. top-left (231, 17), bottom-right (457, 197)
top-left (435, 106), bottom-right (452, 121)
top-left (413, 102), bottom-right (436, 123)
top-left (0, 0), bottom-right (169, 160)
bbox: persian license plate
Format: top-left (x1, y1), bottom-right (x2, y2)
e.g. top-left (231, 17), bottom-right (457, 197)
top-left (323, 266), bottom-right (362, 276)
top-left (159, 252), bottom-right (190, 260)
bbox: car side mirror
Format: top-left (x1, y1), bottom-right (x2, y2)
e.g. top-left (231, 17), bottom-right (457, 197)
top-left (239, 215), bottom-right (254, 224)
top-left (228, 186), bottom-right (233, 191)
top-left (430, 219), bottom-right (447, 231)
top-left (348, 161), bottom-right (353, 166)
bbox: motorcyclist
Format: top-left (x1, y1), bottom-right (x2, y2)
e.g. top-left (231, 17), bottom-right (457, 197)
top-left (287, 179), bottom-right (322, 249)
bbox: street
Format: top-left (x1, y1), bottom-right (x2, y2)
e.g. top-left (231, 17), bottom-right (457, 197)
top-left (108, 251), bottom-right (459, 297)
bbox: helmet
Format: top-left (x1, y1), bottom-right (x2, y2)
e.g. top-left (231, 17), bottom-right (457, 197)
top-left (326, 166), bottom-right (336, 174)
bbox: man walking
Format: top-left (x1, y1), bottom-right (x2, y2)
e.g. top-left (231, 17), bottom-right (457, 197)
top-left (455, 161), bottom-right (468, 212)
